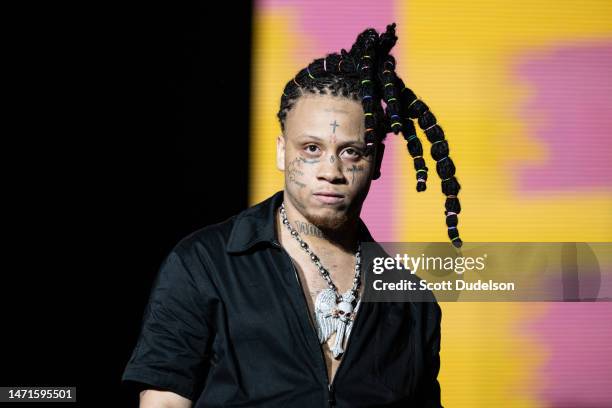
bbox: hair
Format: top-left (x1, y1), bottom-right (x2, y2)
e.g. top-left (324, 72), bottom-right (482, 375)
top-left (277, 23), bottom-right (463, 248)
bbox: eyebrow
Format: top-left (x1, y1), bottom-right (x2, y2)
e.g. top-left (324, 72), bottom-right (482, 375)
top-left (298, 134), bottom-right (324, 141)
top-left (298, 134), bottom-right (364, 146)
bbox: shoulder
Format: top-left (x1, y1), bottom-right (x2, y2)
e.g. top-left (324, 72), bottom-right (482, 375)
top-left (173, 214), bottom-right (238, 257)
top-left (156, 215), bottom-right (240, 286)
top-left (169, 190), bottom-right (283, 260)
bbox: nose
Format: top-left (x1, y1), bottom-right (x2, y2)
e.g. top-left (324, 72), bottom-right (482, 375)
top-left (317, 154), bottom-right (346, 184)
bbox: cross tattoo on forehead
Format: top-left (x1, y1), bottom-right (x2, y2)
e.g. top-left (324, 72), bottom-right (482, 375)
top-left (329, 120), bottom-right (340, 133)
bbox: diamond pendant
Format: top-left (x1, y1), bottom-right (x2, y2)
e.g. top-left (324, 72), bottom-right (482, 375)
top-left (314, 288), bottom-right (359, 358)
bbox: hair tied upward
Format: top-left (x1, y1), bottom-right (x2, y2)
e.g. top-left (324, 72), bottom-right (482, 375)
top-left (277, 22), bottom-right (463, 247)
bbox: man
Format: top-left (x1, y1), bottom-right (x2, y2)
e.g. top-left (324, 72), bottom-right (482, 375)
top-left (122, 23), bottom-right (461, 407)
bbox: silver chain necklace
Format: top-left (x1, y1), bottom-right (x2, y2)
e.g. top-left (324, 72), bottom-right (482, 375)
top-left (280, 202), bottom-right (361, 358)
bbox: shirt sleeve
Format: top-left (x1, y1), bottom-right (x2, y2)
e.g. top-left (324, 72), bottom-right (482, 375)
top-left (121, 247), bottom-right (216, 401)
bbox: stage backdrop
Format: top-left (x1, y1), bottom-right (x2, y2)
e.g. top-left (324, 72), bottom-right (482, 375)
top-left (249, 1), bottom-right (612, 406)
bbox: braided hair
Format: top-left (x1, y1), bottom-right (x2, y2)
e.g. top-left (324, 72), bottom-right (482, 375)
top-left (277, 23), bottom-right (463, 248)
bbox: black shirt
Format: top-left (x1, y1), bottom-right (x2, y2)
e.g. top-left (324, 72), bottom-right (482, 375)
top-left (122, 190), bottom-right (443, 407)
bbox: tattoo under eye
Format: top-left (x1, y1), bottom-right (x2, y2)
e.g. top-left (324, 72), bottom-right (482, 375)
top-left (287, 157), bottom-right (306, 188)
top-left (346, 164), bottom-right (365, 184)
top-left (298, 156), bottom-right (320, 164)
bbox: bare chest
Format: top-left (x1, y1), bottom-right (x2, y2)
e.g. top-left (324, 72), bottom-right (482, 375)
top-left (290, 257), bottom-right (357, 384)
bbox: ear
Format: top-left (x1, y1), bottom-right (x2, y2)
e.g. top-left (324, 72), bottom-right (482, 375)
top-left (276, 134), bottom-right (286, 171)
top-left (372, 142), bottom-right (385, 180)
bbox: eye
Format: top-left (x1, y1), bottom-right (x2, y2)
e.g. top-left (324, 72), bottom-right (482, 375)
top-left (341, 147), bottom-right (362, 160)
top-left (304, 144), bottom-right (321, 154)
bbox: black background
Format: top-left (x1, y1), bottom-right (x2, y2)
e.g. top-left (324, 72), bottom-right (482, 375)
top-left (2, 2), bottom-right (253, 406)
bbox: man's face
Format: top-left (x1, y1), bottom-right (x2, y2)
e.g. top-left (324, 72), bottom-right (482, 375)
top-left (277, 93), bottom-right (384, 230)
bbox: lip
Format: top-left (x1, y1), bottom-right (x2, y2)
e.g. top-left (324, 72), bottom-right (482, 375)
top-left (313, 192), bottom-right (345, 204)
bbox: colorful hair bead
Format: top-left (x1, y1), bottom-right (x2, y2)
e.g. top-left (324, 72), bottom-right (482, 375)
top-left (307, 67), bottom-right (315, 80)
top-left (276, 24), bottom-right (462, 248)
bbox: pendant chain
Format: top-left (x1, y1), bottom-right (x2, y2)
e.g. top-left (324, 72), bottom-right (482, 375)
top-left (279, 202), bottom-right (361, 301)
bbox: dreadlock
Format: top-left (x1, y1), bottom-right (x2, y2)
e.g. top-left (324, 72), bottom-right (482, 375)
top-left (277, 23), bottom-right (463, 248)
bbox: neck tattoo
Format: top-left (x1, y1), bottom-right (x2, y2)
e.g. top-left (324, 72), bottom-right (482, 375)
top-left (280, 202), bottom-right (362, 359)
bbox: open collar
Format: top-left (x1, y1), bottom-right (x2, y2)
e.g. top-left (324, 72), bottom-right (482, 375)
top-left (226, 190), bottom-right (376, 254)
